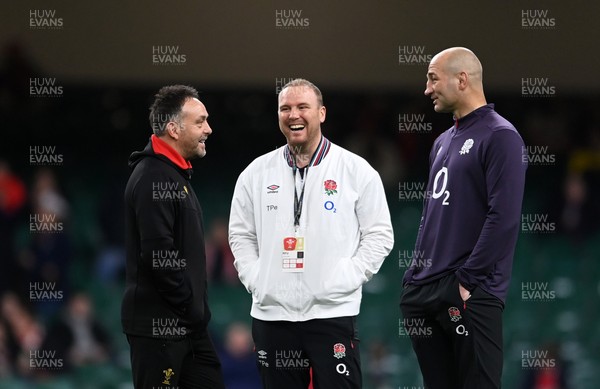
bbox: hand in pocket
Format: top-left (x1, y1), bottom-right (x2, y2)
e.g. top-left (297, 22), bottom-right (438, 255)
top-left (459, 283), bottom-right (471, 301)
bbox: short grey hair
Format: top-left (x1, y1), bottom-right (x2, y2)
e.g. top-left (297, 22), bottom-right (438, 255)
top-left (279, 78), bottom-right (324, 106)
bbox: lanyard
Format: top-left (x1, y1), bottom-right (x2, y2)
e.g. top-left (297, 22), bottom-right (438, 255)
top-left (293, 166), bottom-right (307, 229)
top-left (290, 136), bottom-right (323, 230)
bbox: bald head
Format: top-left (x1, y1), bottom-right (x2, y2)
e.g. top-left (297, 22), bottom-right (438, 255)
top-left (434, 47), bottom-right (483, 88)
top-left (425, 47), bottom-right (487, 118)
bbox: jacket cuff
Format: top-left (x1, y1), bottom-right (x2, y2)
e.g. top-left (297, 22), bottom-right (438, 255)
top-left (455, 268), bottom-right (478, 292)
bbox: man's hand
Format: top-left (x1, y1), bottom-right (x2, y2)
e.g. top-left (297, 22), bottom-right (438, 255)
top-left (459, 283), bottom-right (471, 301)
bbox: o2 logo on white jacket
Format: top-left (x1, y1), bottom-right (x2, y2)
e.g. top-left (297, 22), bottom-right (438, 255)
top-left (324, 201), bottom-right (337, 213)
top-left (431, 167), bottom-right (450, 205)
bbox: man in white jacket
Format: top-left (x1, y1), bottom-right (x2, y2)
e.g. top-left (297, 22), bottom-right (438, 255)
top-left (229, 78), bottom-right (394, 389)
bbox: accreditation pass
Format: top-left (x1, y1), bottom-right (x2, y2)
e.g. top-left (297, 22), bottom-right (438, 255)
top-left (282, 236), bottom-right (305, 272)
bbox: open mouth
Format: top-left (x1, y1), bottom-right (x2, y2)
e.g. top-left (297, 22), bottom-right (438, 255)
top-left (290, 124), bottom-right (305, 132)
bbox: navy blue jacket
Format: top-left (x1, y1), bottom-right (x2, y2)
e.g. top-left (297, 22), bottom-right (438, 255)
top-left (402, 104), bottom-right (526, 303)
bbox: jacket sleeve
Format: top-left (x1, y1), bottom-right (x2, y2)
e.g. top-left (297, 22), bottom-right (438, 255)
top-left (402, 135), bottom-right (443, 285)
top-left (346, 170), bottom-right (394, 288)
top-left (133, 174), bottom-right (192, 314)
top-left (455, 129), bottom-right (527, 291)
top-left (228, 171), bottom-right (260, 294)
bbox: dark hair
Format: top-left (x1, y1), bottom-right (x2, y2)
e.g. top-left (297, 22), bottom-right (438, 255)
top-left (279, 78), bottom-right (324, 106)
top-left (149, 85), bottom-right (199, 136)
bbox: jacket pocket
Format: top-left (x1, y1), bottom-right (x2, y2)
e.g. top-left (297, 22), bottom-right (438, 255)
top-left (316, 257), bottom-right (364, 304)
top-left (442, 273), bottom-right (468, 306)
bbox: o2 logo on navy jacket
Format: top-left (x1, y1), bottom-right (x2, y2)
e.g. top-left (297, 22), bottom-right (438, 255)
top-left (431, 167), bottom-right (450, 205)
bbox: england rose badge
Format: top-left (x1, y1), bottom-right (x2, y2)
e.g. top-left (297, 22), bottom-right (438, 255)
top-left (324, 180), bottom-right (337, 196)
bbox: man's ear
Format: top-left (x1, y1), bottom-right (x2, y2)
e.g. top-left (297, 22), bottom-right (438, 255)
top-left (319, 105), bottom-right (326, 123)
top-left (457, 71), bottom-right (469, 91)
top-left (165, 121), bottom-right (179, 140)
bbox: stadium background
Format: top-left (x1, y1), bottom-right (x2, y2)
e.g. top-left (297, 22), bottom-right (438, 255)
top-left (1, 1), bottom-right (599, 388)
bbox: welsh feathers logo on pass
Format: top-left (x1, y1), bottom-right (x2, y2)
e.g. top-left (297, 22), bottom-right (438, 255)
top-left (324, 180), bottom-right (337, 196)
top-left (283, 237), bottom-right (297, 251)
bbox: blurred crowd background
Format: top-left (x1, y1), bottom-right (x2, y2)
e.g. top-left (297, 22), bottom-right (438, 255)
top-left (1, 1), bottom-right (600, 388)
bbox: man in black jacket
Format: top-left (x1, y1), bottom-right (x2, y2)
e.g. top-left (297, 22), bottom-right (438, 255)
top-left (122, 85), bottom-right (225, 388)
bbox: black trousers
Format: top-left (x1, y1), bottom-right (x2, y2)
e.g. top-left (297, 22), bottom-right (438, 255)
top-left (127, 329), bottom-right (225, 389)
top-left (252, 316), bottom-right (362, 389)
top-left (400, 274), bottom-right (504, 389)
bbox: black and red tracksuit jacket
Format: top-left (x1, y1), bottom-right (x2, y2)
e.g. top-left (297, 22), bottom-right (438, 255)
top-left (122, 135), bottom-right (210, 338)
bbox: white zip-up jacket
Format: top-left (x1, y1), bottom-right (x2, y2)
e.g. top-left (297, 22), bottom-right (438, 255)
top-left (229, 138), bottom-right (394, 321)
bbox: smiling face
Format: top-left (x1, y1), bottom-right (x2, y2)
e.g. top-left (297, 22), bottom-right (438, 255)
top-left (424, 53), bottom-right (461, 114)
top-left (176, 98), bottom-right (212, 159)
top-left (278, 85), bottom-right (326, 160)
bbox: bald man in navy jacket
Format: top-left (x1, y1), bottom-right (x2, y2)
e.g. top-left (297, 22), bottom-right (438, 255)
top-left (401, 47), bottom-right (527, 389)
